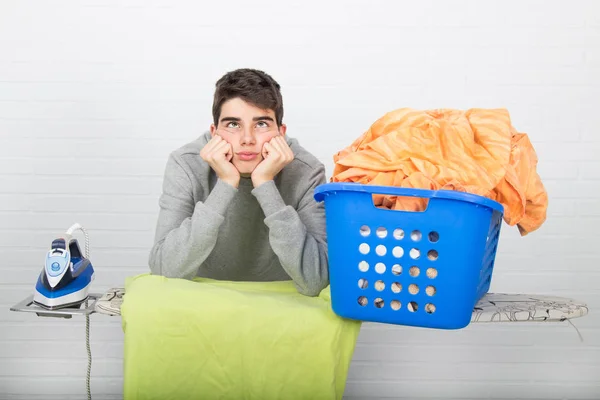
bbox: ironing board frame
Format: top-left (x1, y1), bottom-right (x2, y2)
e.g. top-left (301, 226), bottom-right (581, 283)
top-left (10, 293), bottom-right (101, 319)
top-left (9, 290), bottom-right (589, 323)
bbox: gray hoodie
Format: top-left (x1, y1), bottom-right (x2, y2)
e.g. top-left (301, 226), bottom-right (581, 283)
top-left (148, 132), bottom-right (329, 296)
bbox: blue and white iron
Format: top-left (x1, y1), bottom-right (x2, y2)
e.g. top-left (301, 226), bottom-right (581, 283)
top-left (33, 223), bottom-right (95, 310)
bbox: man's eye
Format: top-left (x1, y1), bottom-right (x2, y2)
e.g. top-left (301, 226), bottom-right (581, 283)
top-left (256, 121), bottom-right (268, 128)
top-left (226, 122), bottom-right (240, 128)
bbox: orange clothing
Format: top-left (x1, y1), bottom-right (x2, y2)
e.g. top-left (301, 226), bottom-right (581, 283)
top-left (331, 108), bottom-right (548, 236)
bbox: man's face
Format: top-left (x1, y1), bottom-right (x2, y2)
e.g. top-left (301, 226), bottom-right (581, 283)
top-left (210, 97), bottom-right (286, 175)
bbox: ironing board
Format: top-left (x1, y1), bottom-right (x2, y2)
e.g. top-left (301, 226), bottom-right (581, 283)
top-left (91, 288), bottom-right (589, 323)
top-left (11, 287), bottom-right (588, 323)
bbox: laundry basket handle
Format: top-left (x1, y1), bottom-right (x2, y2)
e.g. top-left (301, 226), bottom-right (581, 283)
top-left (314, 182), bottom-right (503, 212)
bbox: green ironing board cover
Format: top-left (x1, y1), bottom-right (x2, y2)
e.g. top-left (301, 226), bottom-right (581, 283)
top-left (120, 274), bottom-right (361, 400)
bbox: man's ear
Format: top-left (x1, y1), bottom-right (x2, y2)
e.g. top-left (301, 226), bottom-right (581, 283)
top-left (210, 124), bottom-right (217, 137)
top-left (278, 124), bottom-right (287, 136)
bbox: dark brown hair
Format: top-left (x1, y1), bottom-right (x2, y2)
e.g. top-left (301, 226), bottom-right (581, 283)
top-left (212, 68), bottom-right (284, 127)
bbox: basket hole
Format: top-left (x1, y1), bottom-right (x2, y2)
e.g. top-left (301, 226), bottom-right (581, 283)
top-left (375, 280), bottom-right (385, 291)
top-left (427, 250), bottom-right (439, 261)
top-left (408, 283), bottom-right (419, 295)
top-left (374, 298), bottom-right (384, 308)
top-left (393, 229), bottom-right (405, 240)
top-left (358, 261), bottom-right (369, 272)
top-left (392, 246), bottom-right (404, 258)
top-left (408, 301), bottom-right (418, 312)
top-left (360, 225), bottom-right (371, 237)
top-left (376, 245), bottom-right (387, 256)
top-left (375, 262), bottom-right (386, 274)
top-left (391, 282), bottom-right (402, 293)
top-left (426, 285), bottom-right (436, 296)
top-left (409, 266), bottom-right (420, 277)
top-left (391, 264), bottom-right (402, 275)
top-left (425, 303), bottom-right (436, 314)
top-left (426, 268), bottom-right (438, 279)
top-left (390, 300), bottom-right (401, 310)
top-left (409, 248), bottom-right (420, 259)
top-left (358, 296), bottom-right (368, 306)
top-left (376, 227), bottom-right (388, 239)
top-left (359, 243), bottom-right (370, 255)
top-left (428, 231), bottom-right (439, 243)
top-left (358, 278), bottom-right (368, 289)
top-left (411, 230), bottom-right (422, 241)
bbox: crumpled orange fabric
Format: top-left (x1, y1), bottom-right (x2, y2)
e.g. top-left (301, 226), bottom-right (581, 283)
top-left (331, 108), bottom-right (548, 236)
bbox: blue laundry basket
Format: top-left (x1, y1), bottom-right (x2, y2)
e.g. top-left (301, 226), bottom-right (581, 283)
top-left (314, 182), bottom-right (504, 330)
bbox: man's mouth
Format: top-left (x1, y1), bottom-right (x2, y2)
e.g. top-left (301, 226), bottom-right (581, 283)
top-left (237, 152), bottom-right (259, 161)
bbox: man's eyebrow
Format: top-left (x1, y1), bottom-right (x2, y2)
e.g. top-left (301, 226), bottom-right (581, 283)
top-left (220, 117), bottom-right (241, 123)
top-left (253, 116), bottom-right (274, 122)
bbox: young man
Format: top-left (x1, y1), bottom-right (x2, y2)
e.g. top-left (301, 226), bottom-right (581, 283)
top-left (149, 68), bottom-right (329, 296)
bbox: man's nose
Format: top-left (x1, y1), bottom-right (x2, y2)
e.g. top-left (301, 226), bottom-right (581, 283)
top-left (240, 127), bottom-right (256, 145)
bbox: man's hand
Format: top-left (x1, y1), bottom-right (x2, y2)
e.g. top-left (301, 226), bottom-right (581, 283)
top-left (200, 135), bottom-right (240, 188)
top-left (251, 136), bottom-right (294, 187)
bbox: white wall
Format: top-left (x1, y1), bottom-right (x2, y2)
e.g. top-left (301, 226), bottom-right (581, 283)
top-left (1, 0), bottom-right (599, 399)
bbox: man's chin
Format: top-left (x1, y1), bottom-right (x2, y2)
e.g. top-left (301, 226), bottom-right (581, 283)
top-left (236, 166), bottom-right (255, 177)
top-left (234, 160), bottom-right (261, 176)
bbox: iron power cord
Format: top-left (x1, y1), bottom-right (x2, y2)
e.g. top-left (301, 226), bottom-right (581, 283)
top-left (85, 297), bottom-right (92, 400)
top-left (68, 224), bottom-right (92, 400)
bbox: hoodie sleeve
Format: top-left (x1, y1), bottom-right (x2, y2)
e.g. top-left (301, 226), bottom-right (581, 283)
top-left (251, 164), bottom-right (329, 296)
top-left (148, 153), bottom-right (237, 279)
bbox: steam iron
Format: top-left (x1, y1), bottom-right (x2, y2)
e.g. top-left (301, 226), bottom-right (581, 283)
top-left (33, 223), bottom-right (95, 310)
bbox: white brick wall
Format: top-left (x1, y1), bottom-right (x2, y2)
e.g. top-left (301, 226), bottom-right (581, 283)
top-left (1, 0), bottom-right (599, 398)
